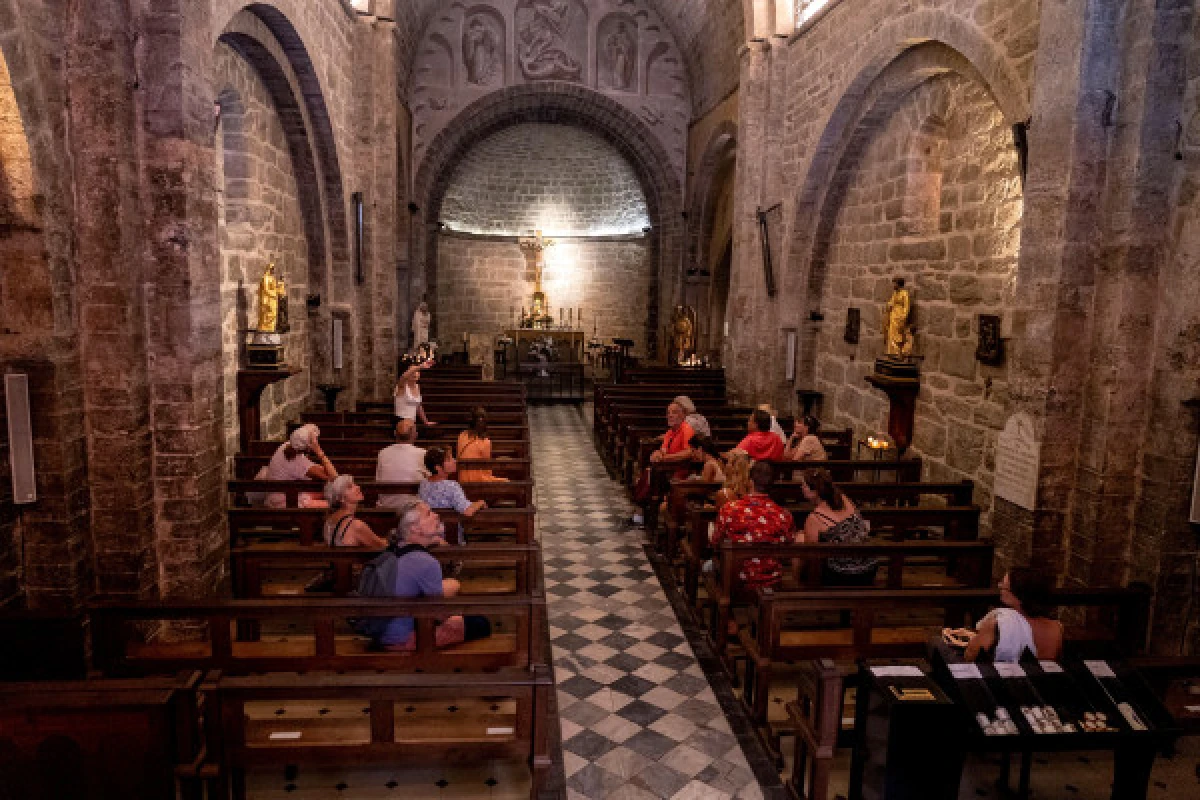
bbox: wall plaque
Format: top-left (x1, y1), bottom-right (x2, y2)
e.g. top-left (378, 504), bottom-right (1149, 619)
top-left (994, 412), bottom-right (1041, 511)
top-left (845, 307), bottom-right (861, 344)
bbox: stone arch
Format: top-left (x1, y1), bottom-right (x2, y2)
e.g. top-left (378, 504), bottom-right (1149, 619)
top-left (413, 83), bottom-right (684, 358)
top-left (216, 4), bottom-right (350, 294)
top-left (786, 20), bottom-right (1029, 305)
top-left (687, 121), bottom-right (738, 354)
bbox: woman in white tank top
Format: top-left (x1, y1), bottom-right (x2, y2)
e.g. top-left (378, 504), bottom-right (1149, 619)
top-left (964, 568), bottom-right (1064, 662)
top-left (394, 365), bottom-right (434, 425)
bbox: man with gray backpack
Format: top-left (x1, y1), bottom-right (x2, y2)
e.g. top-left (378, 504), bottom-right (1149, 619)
top-left (354, 496), bottom-right (491, 650)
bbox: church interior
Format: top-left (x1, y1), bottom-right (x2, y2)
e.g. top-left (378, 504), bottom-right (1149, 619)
top-left (3, 0), bottom-right (1200, 798)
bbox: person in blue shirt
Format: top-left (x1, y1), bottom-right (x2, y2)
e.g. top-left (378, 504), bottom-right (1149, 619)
top-left (418, 447), bottom-right (486, 544)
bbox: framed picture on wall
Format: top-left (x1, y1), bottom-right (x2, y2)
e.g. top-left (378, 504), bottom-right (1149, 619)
top-left (756, 204), bottom-right (782, 298)
top-left (352, 192), bottom-right (365, 285)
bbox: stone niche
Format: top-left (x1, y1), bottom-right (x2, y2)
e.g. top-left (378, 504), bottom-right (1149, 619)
top-left (810, 73), bottom-right (1024, 537)
top-left (410, 0), bottom-right (690, 189)
top-left (436, 122), bottom-right (654, 351)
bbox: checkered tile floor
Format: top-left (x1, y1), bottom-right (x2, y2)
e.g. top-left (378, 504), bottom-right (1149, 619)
top-left (532, 405), bottom-right (763, 800)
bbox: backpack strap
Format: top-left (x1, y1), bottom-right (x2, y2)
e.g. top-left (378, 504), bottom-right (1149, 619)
top-left (389, 542), bottom-right (430, 559)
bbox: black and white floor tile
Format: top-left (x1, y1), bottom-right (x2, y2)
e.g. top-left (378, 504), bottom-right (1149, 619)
top-left (532, 405), bottom-right (766, 800)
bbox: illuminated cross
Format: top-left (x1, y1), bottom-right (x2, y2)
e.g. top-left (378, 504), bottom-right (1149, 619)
top-left (518, 229), bottom-right (555, 291)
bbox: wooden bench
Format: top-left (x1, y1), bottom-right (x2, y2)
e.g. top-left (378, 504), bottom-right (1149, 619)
top-left (90, 595), bottom-right (548, 676)
top-left (680, 498), bottom-right (979, 604)
top-left (235, 455), bottom-right (532, 482)
top-left (303, 410), bottom-right (529, 427)
top-left (359, 399), bottom-right (529, 415)
top-left (232, 543), bottom-right (542, 599)
top-left (740, 584), bottom-right (1152, 727)
top-left (0, 672), bottom-right (210, 800)
top-left (248, 436), bottom-right (532, 461)
top-left (227, 479), bottom-right (534, 509)
top-left (207, 666), bottom-right (554, 800)
top-left (701, 539), bottom-right (995, 653)
top-left (663, 477), bottom-right (970, 556)
top-left (287, 421), bottom-right (530, 441)
top-left (228, 506), bottom-right (537, 547)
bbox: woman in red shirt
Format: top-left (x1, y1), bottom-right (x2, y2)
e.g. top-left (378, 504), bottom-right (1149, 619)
top-left (733, 409), bottom-right (785, 461)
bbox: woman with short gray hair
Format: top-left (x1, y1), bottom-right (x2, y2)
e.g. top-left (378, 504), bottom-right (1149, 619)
top-left (322, 476), bottom-right (387, 548)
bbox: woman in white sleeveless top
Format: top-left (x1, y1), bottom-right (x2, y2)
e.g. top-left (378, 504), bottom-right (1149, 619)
top-left (965, 568), bottom-right (1063, 662)
top-left (394, 365), bottom-right (434, 425)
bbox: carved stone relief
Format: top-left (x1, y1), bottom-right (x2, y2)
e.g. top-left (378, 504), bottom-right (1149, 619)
top-left (515, 0), bottom-right (586, 82)
top-left (598, 14), bottom-right (636, 92)
top-left (463, 7), bottom-right (505, 87)
top-left (410, 1), bottom-right (691, 190)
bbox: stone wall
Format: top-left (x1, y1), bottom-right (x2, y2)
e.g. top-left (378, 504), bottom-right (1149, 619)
top-left (215, 42), bottom-right (312, 455)
top-left (441, 123), bottom-right (650, 236)
top-left (810, 73), bottom-right (1023, 537)
top-left (436, 233), bottom-right (654, 351)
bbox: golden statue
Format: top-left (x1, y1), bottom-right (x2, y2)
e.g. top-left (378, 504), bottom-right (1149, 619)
top-left (256, 261), bottom-right (286, 333)
top-left (882, 277), bottom-right (913, 357)
top-left (671, 305), bottom-right (697, 364)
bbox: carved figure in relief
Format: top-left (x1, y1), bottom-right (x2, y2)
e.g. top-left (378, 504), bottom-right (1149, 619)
top-left (463, 17), bottom-right (500, 86)
top-left (605, 21), bottom-right (635, 91)
top-left (412, 301), bottom-right (431, 348)
top-left (518, 0), bottom-right (582, 81)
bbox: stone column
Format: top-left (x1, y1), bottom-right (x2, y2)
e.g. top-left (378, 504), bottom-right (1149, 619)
top-left (1002, 0), bottom-right (1120, 574)
top-left (726, 39), bottom-right (773, 401)
top-left (134, 0), bottom-right (227, 598)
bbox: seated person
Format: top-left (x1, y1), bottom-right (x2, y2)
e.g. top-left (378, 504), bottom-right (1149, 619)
top-left (709, 461), bottom-right (794, 598)
top-left (758, 403), bottom-right (788, 445)
top-left (689, 435), bottom-right (726, 483)
top-left (799, 468), bottom-right (876, 586)
top-left (456, 407), bottom-right (508, 482)
top-left (731, 409), bottom-right (785, 462)
top-left (784, 415), bottom-right (828, 461)
top-left (962, 568), bottom-right (1063, 662)
top-left (262, 424), bottom-right (336, 508)
top-left (714, 450), bottom-right (751, 510)
top-left (674, 395), bottom-right (711, 438)
top-left (376, 419), bottom-right (426, 507)
top-left (649, 400), bottom-right (696, 471)
top-left (419, 447), bottom-right (486, 544)
top-left (322, 476), bottom-right (388, 548)
top-left (363, 498), bottom-right (490, 651)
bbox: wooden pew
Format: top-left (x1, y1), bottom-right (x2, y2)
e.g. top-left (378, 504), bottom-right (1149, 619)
top-left (287, 421), bottom-right (530, 441)
top-left (360, 400), bottom-right (529, 415)
top-left (421, 365), bottom-right (485, 380)
top-left (303, 410), bottom-right (529, 427)
top-left (739, 584), bottom-right (1152, 727)
top-left (1128, 655), bottom-right (1200, 737)
top-left (234, 455), bottom-right (532, 482)
top-left (227, 479), bottom-right (534, 509)
top-left (702, 539), bottom-right (995, 652)
top-left (663, 477), bottom-right (971, 556)
top-left (232, 543), bottom-right (541, 599)
top-left (207, 666), bottom-right (554, 800)
top-left (90, 595), bottom-right (548, 676)
top-left (228, 506), bottom-right (537, 547)
top-left (680, 501), bottom-right (981, 605)
top-left (247, 437), bottom-right (532, 461)
top-left (0, 672), bottom-right (209, 800)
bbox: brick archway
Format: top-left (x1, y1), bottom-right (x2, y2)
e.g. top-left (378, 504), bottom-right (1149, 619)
top-left (413, 83), bottom-right (684, 359)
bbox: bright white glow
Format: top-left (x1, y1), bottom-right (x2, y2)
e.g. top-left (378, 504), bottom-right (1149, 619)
top-left (351, 0), bottom-right (371, 13)
top-left (797, 0), bottom-right (835, 27)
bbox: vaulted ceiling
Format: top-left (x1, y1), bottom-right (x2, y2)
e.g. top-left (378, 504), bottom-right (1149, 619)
top-left (403, 0), bottom-right (746, 116)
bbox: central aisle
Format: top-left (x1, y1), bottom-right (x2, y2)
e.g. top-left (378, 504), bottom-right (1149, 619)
top-left (531, 405), bottom-right (764, 800)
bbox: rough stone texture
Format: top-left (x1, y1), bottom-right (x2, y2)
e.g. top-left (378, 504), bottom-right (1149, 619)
top-left (441, 123), bottom-right (650, 236)
top-left (810, 73), bottom-right (1022, 538)
top-left (407, 0), bottom-right (692, 187)
top-left (436, 233), bottom-right (655, 352)
top-left (215, 42), bottom-right (312, 453)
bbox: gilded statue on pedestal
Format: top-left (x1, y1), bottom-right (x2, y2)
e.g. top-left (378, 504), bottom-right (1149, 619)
top-left (882, 277), bottom-right (914, 357)
top-left (671, 305), bottom-right (697, 365)
top-left (257, 261), bottom-right (287, 333)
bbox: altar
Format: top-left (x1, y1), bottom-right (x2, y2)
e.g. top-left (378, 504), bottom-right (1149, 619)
top-left (504, 328), bottom-right (585, 363)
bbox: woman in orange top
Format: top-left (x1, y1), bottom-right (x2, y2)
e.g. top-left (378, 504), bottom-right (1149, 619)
top-left (456, 407), bottom-right (508, 482)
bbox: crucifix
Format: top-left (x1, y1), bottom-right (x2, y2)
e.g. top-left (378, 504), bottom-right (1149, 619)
top-left (518, 229), bottom-right (555, 321)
